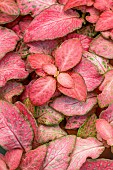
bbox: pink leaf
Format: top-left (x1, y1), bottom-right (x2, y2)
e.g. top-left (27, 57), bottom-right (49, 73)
top-left (58, 72), bottom-right (87, 101)
top-left (97, 70), bottom-right (113, 108)
top-left (57, 73), bottom-right (74, 88)
top-left (67, 137), bottom-right (105, 170)
top-left (64, 0), bottom-right (87, 11)
top-left (85, 7), bottom-right (100, 23)
top-left (37, 125), bottom-right (67, 144)
top-left (100, 104), bottom-right (113, 124)
top-left (0, 81), bottom-right (24, 103)
top-left (58, 0), bottom-right (68, 4)
top-left (96, 119), bottom-right (113, 146)
top-left (90, 35), bottom-right (113, 59)
top-left (80, 159), bottom-right (113, 170)
top-left (19, 15), bottom-right (33, 33)
top-left (0, 100), bottom-right (33, 151)
top-left (20, 145), bottom-right (47, 170)
top-left (101, 29), bottom-right (113, 40)
top-left (0, 52), bottom-right (28, 87)
top-left (29, 76), bottom-right (56, 106)
top-left (43, 64), bottom-right (57, 76)
top-left (36, 104), bottom-right (64, 126)
top-left (24, 4), bottom-right (83, 42)
top-left (0, 26), bottom-right (19, 60)
top-left (0, 12), bottom-right (18, 24)
top-left (94, 0), bottom-right (113, 11)
top-left (55, 38), bottom-right (82, 72)
top-left (5, 149), bottom-right (23, 170)
top-left (50, 93), bottom-right (97, 116)
top-left (95, 10), bottom-right (113, 31)
top-left (17, 0), bottom-right (57, 17)
top-left (0, 0), bottom-right (19, 16)
top-left (73, 57), bottom-right (103, 91)
top-left (42, 135), bottom-right (76, 170)
top-left (0, 158), bottom-right (8, 170)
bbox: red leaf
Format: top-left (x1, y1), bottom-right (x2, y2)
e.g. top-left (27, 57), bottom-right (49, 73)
top-left (19, 15), bottom-right (33, 33)
top-left (5, 149), bottom-right (23, 170)
top-left (29, 76), bottom-right (56, 106)
top-left (0, 0), bottom-right (19, 16)
top-left (58, 72), bottom-right (87, 101)
top-left (20, 145), bottom-right (47, 170)
top-left (0, 26), bottom-right (19, 60)
top-left (94, 0), bottom-right (113, 11)
top-left (0, 52), bottom-right (28, 87)
top-left (67, 137), bottom-right (105, 170)
top-left (64, 0), bottom-right (87, 11)
top-left (0, 12), bottom-right (18, 24)
top-left (80, 159), bottom-right (113, 170)
top-left (24, 4), bottom-right (83, 42)
top-left (0, 100), bottom-right (33, 151)
top-left (42, 135), bottom-right (76, 170)
top-left (17, 0), bottom-right (57, 17)
top-left (43, 64), bottom-right (57, 76)
top-left (0, 81), bottom-right (24, 103)
top-left (50, 93), bottom-right (97, 116)
top-left (55, 38), bottom-right (82, 71)
top-left (57, 73), bottom-right (74, 88)
top-left (95, 10), bottom-right (113, 31)
top-left (90, 35), bottom-right (113, 59)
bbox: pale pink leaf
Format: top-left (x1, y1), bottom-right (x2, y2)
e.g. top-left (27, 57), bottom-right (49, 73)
top-left (20, 145), bottom-right (47, 170)
top-left (96, 119), bottom-right (113, 146)
top-left (42, 135), bottom-right (76, 170)
top-left (43, 64), bottom-right (57, 76)
top-left (80, 159), bottom-right (113, 170)
top-left (17, 0), bottom-right (57, 17)
top-left (0, 81), bottom-right (24, 103)
top-left (94, 0), bottom-right (113, 11)
top-left (5, 149), bottom-right (23, 170)
top-left (95, 10), bottom-right (113, 31)
top-left (58, 72), bottom-right (87, 101)
top-left (29, 76), bottom-right (56, 106)
top-left (0, 12), bottom-right (18, 24)
top-left (100, 104), bottom-right (113, 124)
top-left (0, 26), bottom-right (19, 60)
top-left (67, 137), bottom-right (105, 170)
top-left (73, 57), bottom-right (103, 91)
top-left (24, 4), bottom-right (83, 42)
top-left (0, 100), bottom-right (33, 151)
top-left (0, 52), bottom-right (28, 87)
top-left (55, 38), bottom-right (82, 71)
top-left (50, 93), bottom-right (97, 116)
top-left (57, 73), bottom-right (74, 88)
top-left (90, 35), bottom-right (113, 59)
top-left (37, 125), bottom-right (67, 144)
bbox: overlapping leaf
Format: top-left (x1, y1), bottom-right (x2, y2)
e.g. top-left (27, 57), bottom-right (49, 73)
top-left (0, 12), bottom-right (18, 24)
top-left (50, 93), bottom-right (97, 116)
top-left (0, 52), bottom-right (28, 87)
top-left (24, 4), bottom-right (83, 42)
top-left (100, 104), bottom-right (113, 124)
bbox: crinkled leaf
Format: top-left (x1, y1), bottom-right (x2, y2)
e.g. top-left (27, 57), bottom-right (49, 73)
top-left (42, 135), bottom-right (76, 170)
top-left (27, 39), bottom-right (59, 55)
top-left (43, 64), bottom-right (57, 76)
top-left (95, 10), bottom-right (113, 31)
top-left (0, 0), bottom-right (19, 16)
top-left (0, 81), bottom-right (24, 103)
top-left (0, 100), bottom-right (33, 151)
top-left (50, 93), bottom-right (97, 116)
top-left (100, 104), bottom-right (113, 124)
top-left (0, 27), bottom-right (19, 60)
top-left (15, 102), bottom-right (39, 146)
top-left (85, 7), bottom-right (100, 23)
top-left (83, 51), bottom-right (112, 74)
top-left (57, 73), bottom-right (74, 88)
top-left (97, 70), bottom-right (113, 108)
top-left (77, 114), bottom-right (97, 138)
top-left (5, 149), bottom-right (23, 170)
top-left (73, 57), bottom-right (103, 91)
top-left (80, 159), bottom-right (113, 170)
top-left (0, 12), bottom-right (18, 24)
top-left (96, 119), bottom-right (113, 146)
top-left (0, 52), bottom-right (28, 87)
top-left (36, 104), bottom-right (64, 126)
top-left (65, 115), bottom-right (87, 129)
top-left (37, 125), bottom-right (67, 144)
top-left (64, 0), bottom-right (87, 11)
top-left (90, 35), bottom-right (113, 59)
top-left (24, 4), bottom-right (83, 42)
top-left (17, 0), bottom-right (57, 17)
top-left (58, 72), bottom-right (87, 101)
top-left (29, 76), bottom-right (56, 106)
top-left (55, 38), bottom-right (82, 72)
top-left (94, 0), bottom-right (113, 11)
top-left (67, 137), bottom-right (105, 170)
top-left (20, 145), bottom-right (47, 170)
top-left (63, 33), bottom-right (92, 51)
